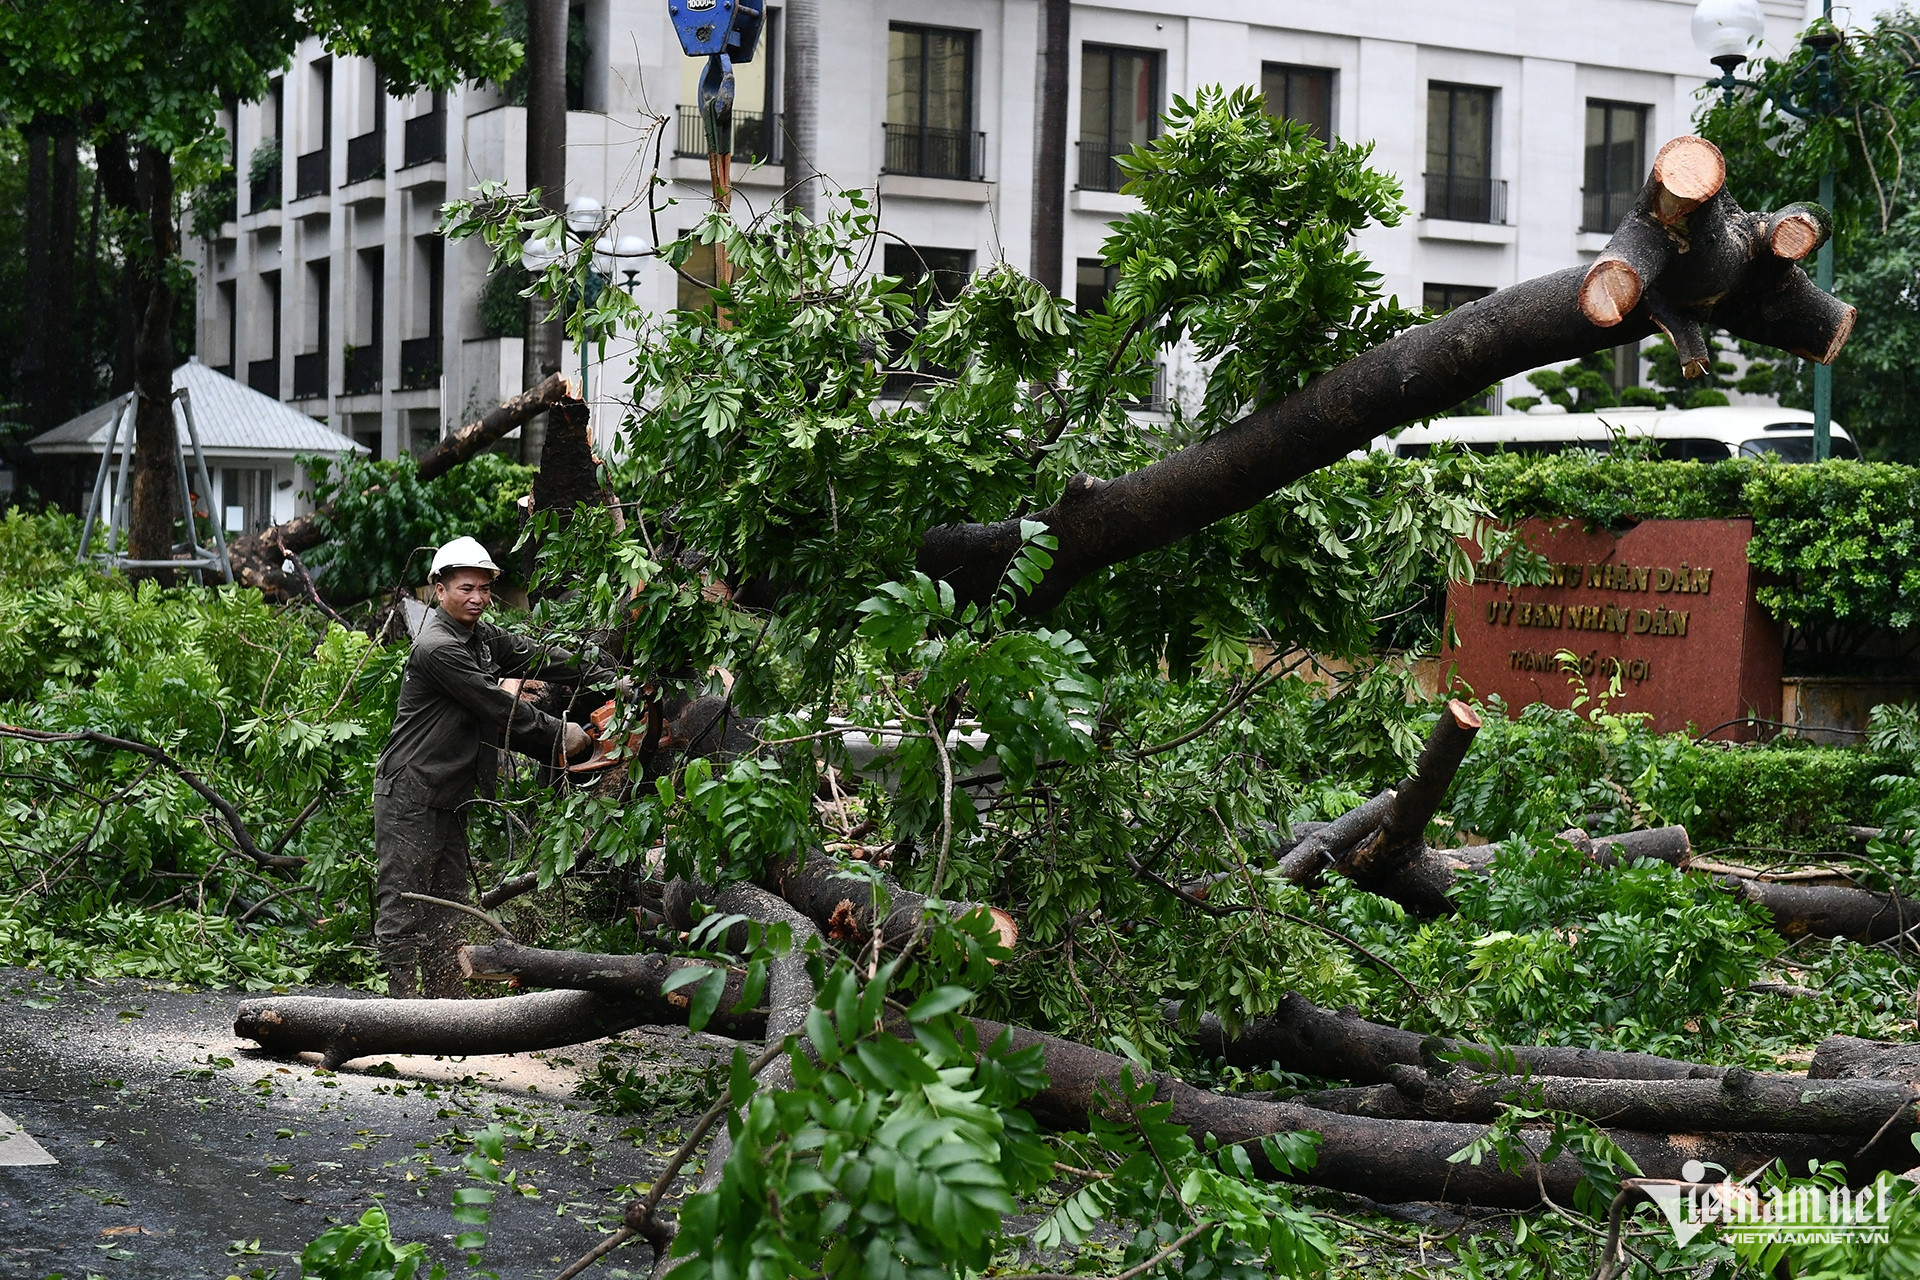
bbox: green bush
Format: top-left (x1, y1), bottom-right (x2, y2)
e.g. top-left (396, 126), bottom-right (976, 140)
top-left (1685, 742), bottom-right (1897, 851)
top-left (303, 450), bottom-right (534, 599)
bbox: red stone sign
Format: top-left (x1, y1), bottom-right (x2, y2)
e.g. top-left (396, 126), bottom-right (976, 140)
top-left (1442, 518), bottom-right (1781, 740)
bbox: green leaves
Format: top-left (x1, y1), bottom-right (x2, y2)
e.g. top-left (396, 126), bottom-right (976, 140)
top-left (298, 1206), bottom-right (442, 1280)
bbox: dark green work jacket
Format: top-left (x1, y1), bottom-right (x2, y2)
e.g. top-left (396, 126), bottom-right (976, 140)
top-left (375, 605), bottom-right (589, 808)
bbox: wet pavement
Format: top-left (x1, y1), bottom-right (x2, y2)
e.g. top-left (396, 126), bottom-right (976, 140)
top-left (0, 968), bottom-right (727, 1279)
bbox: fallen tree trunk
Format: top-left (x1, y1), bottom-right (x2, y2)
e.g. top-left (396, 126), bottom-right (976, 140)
top-left (918, 137), bottom-right (1854, 615)
top-left (234, 986), bottom-right (700, 1071)
top-left (1186, 992), bottom-right (1728, 1084)
top-left (237, 947), bottom-right (1909, 1207)
top-left (1812, 1035), bottom-right (1920, 1085)
top-left (1294, 1061), bottom-right (1917, 1136)
top-left (225, 372), bottom-right (580, 594)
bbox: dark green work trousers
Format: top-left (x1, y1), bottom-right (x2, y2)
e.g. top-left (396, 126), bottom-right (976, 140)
top-left (372, 776), bottom-right (472, 978)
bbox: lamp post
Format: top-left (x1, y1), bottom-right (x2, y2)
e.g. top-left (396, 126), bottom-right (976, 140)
top-left (522, 200), bottom-right (649, 422)
top-left (1693, 0), bottom-right (1842, 460)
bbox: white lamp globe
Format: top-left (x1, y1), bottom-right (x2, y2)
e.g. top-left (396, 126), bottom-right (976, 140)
top-left (521, 234), bottom-right (562, 270)
top-left (564, 195), bottom-right (605, 236)
top-left (592, 237), bottom-right (617, 276)
top-left (613, 234), bottom-right (648, 261)
top-left (1692, 0), bottom-right (1766, 62)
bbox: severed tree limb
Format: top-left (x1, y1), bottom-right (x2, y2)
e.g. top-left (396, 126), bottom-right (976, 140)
top-left (768, 856), bottom-right (1019, 953)
top-left (1719, 877), bottom-right (1920, 945)
top-left (1275, 792), bottom-right (1394, 886)
top-left (917, 138), bottom-right (1854, 615)
top-left (1294, 1061), bottom-right (1918, 1135)
top-left (1181, 992), bottom-right (1729, 1085)
top-left (225, 372), bottom-right (581, 595)
top-left (1339, 700), bottom-right (1482, 897)
top-left (235, 987), bottom-right (697, 1072)
top-left (0, 722), bottom-right (304, 871)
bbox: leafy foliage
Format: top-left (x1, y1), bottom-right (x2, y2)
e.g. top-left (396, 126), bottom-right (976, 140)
top-left (305, 450), bottom-right (534, 598)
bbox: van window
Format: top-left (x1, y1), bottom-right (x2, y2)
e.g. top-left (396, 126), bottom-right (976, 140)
top-left (1739, 436), bottom-right (1859, 462)
top-left (1659, 438), bottom-right (1732, 461)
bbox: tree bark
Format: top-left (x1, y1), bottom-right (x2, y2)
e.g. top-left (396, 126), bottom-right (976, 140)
top-left (1296, 1061), bottom-right (1917, 1136)
top-left (917, 138), bottom-right (1856, 615)
top-left (125, 141), bottom-right (179, 577)
top-left (522, 0), bottom-right (569, 467)
top-left (1340, 700), bottom-right (1481, 902)
top-left (43, 124), bottom-right (80, 432)
top-left (1028, 0), bottom-right (1070, 294)
top-left (1723, 878), bottom-right (1920, 944)
top-left (460, 939), bottom-right (767, 1037)
top-left (223, 372), bottom-right (578, 594)
top-left (22, 124), bottom-right (50, 430)
top-left (1811, 1036), bottom-right (1920, 1085)
top-left (781, 0), bottom-right (819, 220)
top-left (97, 134), bottom-right (141, 399)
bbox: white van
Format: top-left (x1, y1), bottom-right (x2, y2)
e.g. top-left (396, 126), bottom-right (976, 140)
top-left (1382, 405), bottom-right (1859, 462)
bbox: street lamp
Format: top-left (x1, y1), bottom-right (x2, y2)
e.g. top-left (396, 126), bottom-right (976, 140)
top-left (521, 201), bottom-right (653, 410)
top-left (1693, 0), bottom-right (1842, 460)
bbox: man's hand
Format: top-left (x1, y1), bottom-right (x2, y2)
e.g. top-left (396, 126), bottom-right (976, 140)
top-left (501, 678), bottom-right (549, 701)
top-left (562, 721), bottom-right (595, 761)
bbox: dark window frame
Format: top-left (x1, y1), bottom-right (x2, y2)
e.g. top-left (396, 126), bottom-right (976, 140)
top-left (1078, 43), bottom-right (1162, 191)
top-left (881, 243), bottom-right (973, 399)
top-left (1425, 82), bottom-right (1503, 223)
top-left (1260, 63), bottom-right (1335, 140)
top-left (1583, 99), bottom-right (1648, 233)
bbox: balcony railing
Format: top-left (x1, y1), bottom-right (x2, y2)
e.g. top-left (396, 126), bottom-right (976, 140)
top-left (402, 111), bottom-right (445, 168)
top-left (1424, 172), bottom-right (1508, 225)
top-left (1582, 187), bottom-right (1634, 234)
top-left (674, 106), bottom-right (784, 165)
top-left (247, 357), bottom-right (280, 397)
top-left (399, 336), bottom-right (440, 390)
top-left (292, 352), bottom-right (328, 400)
top-left (346, 131), bottom-right (384, 184)
top-left (1076, 140), bottom-right (1132, 193)
top-left (344, 344), bottom-right (381, 396)
top-left (295, 147), bottom-right (329, 199)
top-left (880, 123), bottom-right (985, 182)
top-left (249, 160), bottom-right (281, 213)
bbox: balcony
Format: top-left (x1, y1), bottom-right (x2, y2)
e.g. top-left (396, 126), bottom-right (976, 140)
top-left (674, 106), bottom-right (785, 166)
top-left (1076, 140), bottom-right (1131, 193)
top-left (402, 111), bottom-right (445, 168)
top-left (247, 357), bottom-right (280, 397)
top-left (249, 160), bottom-right (281, 214)
top-left (344, 344), bottom-right (381, 396)
top-left (881, 123), bottom-right (985, 182)
top-left (346, 131), bottom-right (384, 184)
top-left (292, 351), bottom-right (328, 400)
top-left (1423, 172), bottom-right (1508, 225)
top-left (399, 336), bottom-right (440, 390)
top-left (1582, 187), bottom-right (1634, 234)
top-left (295, 147), bottom-right (329, 199)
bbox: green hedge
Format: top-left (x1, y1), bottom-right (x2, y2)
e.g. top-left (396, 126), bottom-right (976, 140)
top-left (1461, 455), bottom-right (1920, 634)
top-left (1684, 743), bottom-right (1897, 851)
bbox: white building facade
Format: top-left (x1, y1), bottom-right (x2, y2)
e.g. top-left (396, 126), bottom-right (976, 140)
top-left (193, 0), bottom-right (1813, 460)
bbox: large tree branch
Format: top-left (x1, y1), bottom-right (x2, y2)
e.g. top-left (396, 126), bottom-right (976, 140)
top-left (918, 137), bottom-right (1855, 612)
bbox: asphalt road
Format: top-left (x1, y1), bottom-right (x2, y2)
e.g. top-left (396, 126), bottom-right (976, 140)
top-left (0, 968), bottom-right (724, 1280)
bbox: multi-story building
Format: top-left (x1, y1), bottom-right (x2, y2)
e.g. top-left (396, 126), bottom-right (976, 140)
top-left (193, 1), bottom-right (1812, 462)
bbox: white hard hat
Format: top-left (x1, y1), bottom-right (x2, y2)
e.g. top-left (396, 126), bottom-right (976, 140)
top-left (429, 536), bottom-right (501, 581)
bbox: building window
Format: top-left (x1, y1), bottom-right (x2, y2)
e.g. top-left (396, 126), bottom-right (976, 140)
top-left (881, 243), bottom-right (972, 398)
top-left (675, 236), bottom-right (719, 314)
top-left (249, 270), bottom-right (282, 397)
top-left (1076, 259), bottom-right (1119, 315)
top-left (213, 280), bottom-right (236, 378)
top-left (1425, 284), bottom-right (1497, 414)
top-left (1584, 101), bottom-right (1647, 233)
top-left (294, 258), bottom-right (329, 400)
top-left (221, 467), bottom-right (274, 535)
top-left (1425, 83), bottom-right (1502, 224)
top-left (346, 247), bottom-right (382, 395)
top-left (884, 25), bottom-right (981, 180)
top-left (1261, 64), bottom-right (1334, 141)
top-left (1607, 339), bottom-right (1641, 393)
top-left (1079, 45), bottom-right (1159, 191)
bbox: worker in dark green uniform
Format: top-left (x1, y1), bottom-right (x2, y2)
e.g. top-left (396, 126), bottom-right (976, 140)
top-left (373, 536), bottom-right (599, 998)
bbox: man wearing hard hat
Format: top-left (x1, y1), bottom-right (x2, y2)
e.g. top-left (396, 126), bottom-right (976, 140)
top-left (372, 536), bottom-right (598, 998)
